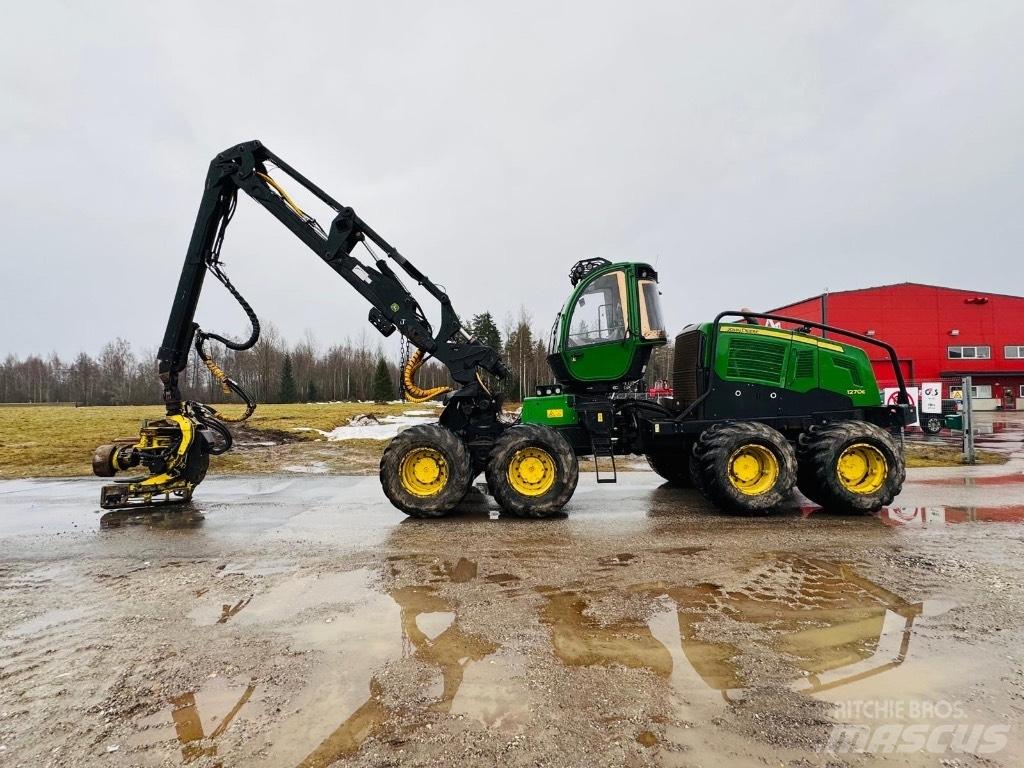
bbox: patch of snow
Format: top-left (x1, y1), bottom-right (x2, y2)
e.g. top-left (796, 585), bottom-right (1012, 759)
top-left (287, 409), bottom-right (440, 441)
top-left (283, 462), bottom-right (330, 474)
top-left (324, 413), bottom-right (437, 441)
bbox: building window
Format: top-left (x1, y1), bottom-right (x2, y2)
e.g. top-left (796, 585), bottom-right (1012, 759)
top-left (1005, 345), bottom-right (1024, 359)
top-left (971, 385), bottom-right (993, 399)
top-left (948, 345), bottom-right (991, 359)
top-left (1020, 385), bottom-right (1024, 398)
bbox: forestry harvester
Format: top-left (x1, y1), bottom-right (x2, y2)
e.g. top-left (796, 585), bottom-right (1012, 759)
top-left (92, 141), bottom-right (915, 517)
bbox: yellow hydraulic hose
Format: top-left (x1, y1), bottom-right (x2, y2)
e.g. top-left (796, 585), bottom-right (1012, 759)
top-left (403, 349), bottom-right (453, 403)
top-left (199, 354), bottom-right (256, 423)
top-left (257, 172), bottom-right (310, 220)
top-left (202, 357), bottom-right (233, 396)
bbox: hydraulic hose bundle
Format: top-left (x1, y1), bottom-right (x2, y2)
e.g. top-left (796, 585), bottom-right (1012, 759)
top-left (402, 349), bottom-right (454, 403)
top-left (192, 189), bottom-right (258, 424)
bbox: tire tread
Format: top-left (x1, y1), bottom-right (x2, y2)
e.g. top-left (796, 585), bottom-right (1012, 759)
top-left (380, 424), bottom-right (472, 518)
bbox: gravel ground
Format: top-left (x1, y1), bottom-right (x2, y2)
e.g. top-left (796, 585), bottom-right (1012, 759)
top-left (2, 420), bottom-right (1023, 767)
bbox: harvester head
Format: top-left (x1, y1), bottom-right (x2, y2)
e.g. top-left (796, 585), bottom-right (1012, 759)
top-left (92, 404), bottom-right (231, 509)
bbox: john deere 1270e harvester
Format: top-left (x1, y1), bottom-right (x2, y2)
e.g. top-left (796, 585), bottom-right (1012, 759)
top-left (512, 257), bottom-right (914, 515)
top-left (92, 141), bottom-right (915, 518)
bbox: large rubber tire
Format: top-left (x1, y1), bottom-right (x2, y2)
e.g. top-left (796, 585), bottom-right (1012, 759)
top-left (796, 421), bottom-right (905, 513)
top-left (646, 448), bottom-right (695, 487)
top-left (795, 440), bottom-right (827, 506)
top-left (485, 424), bottom-right (578, 518)
top-left (692, 422), bottom-right (797, 514)
top-left (921, 414), bottom-right (943, 435)
top-left (380, 424), bottom-right (472, 518)
top-left (688, 450), bottom-right (708, 496)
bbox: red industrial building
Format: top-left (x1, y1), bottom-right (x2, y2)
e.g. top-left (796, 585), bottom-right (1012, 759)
top-left (769, 283), bottom-right (1024, 411)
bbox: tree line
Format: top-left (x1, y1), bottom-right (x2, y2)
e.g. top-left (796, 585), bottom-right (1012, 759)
top-left (0, 310), bottom-right (673, 406)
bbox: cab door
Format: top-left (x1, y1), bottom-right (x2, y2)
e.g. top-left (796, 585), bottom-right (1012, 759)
top-left (561, 268), bottom-right (636, 382)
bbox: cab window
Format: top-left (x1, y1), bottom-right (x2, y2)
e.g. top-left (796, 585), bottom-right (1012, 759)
top-left (638, 279), bottom-right (666, 339)
top-left (567, 271), bottom-right (628, 347)
top-left (548, 314), bottom-right (561, 354)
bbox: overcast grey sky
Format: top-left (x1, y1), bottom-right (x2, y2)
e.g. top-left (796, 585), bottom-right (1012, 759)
top-left (2, 1), bottom-right (1022, 360)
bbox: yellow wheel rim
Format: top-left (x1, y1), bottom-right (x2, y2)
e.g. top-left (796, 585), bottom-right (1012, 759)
top-left (836, 443), bottom-right (887, 494)
top-left (399, 447), bottom-right (449, 497)
top-left (507, 446), bottom-right (557, 497)
top-left (727, 444), bottom-right (779, 496)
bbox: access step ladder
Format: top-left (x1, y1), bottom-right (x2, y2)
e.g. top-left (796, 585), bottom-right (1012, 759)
top-left (579, 402), bottom-right (617, 484)
top-left (590, 433), bottom-right (617, 484)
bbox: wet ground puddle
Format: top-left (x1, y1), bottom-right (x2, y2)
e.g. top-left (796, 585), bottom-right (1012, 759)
top-left (131, 551), bottom-right (962, 765)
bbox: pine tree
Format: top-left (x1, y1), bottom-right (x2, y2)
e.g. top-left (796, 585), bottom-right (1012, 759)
top-left (471, 311), bottom-right (505, 393)
top-left (371, 357), bottom-right (394, 402)
top-left (279, 353), bottom-right (298, 403)
top-left (306, 379), bottom-right (319, 403)
top-left (470, 312), bottom-right (502, 351)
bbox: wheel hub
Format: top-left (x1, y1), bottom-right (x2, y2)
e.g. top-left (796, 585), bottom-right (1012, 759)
top-left (507, 447), bottom-right (556, 496)
top-left (727, 444), bottom-right (779, 496)
top-left (836, 443), bottom-right (887, 494)
top-left (400, 448), bottom-right (449, 497)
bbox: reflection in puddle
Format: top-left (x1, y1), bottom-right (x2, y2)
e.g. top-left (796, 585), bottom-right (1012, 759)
top-left (540, 588), bottom-right (672, 675)
top-left (397, 587), bottom-right (499, 711)
top-left (880, 505), bottom-right (1024, 526)
top-left (293, 584), bottom-right (500, 767)
top-left (540, 556), bottom-right (923, 703)
top-left (133, 677), bottom-right (260, 764)
top-left (431, 557), bottom-right (478, 583)
top-left (295, 680), bottom-right (391, 768)
top-left (919, 474), bottom-right (1024, 487)
top-left (688, 557), bottom-right (922, 696)
top-left (99, 508), bottom-right (205, 529)
top-left (144, 554), bottom-right (933, 763)
top-left (217, 596), bottom-right (252, 624)
top-left (189, 565), bottom-right (513, 766)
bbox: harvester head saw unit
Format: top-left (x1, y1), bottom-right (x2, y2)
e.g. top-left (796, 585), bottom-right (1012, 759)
top-left (92, 403), bottom-right (233, 509)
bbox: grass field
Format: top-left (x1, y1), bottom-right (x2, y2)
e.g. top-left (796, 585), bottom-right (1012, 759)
top-left (0, 404), bottom-right (1004, 478)
top-left (903, 441), bottom-right (1006, 468)
top-left (0, 402), bottom-right (422, 478)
